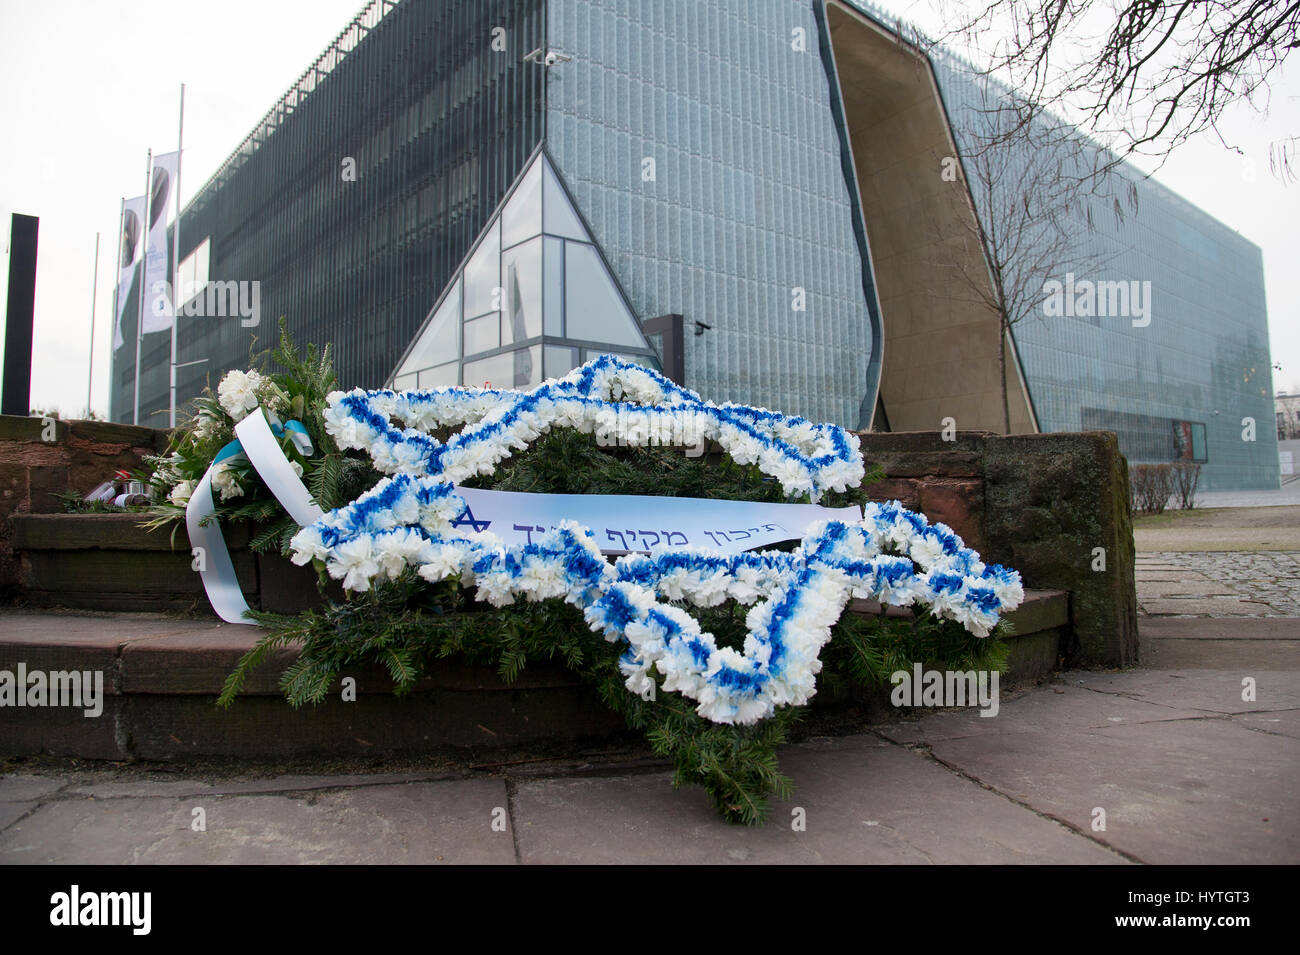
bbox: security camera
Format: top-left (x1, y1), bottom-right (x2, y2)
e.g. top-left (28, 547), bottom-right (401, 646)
top-left (525, 48), bottom-right (571, 67)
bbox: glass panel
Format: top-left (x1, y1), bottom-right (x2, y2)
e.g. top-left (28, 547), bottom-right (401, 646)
top-left (544, 345), bottom-right (578, 380)
top-left (463, 313), bottom-right (500, 355)
top-left (397, 277), bottom-right (460, 375)
top-left (418, 363), bottom-right (458, 388)
top-left (563, 242), bottom-right (648, 348)
top-left (393, 372), bottom-right (418, 390)
top-left (544, 236), bottom-right (563, 336)
top-left (501, 236), bottom-right (543, 345)
top-left (464, 345), bottom-right (541, 390)
top-left (463, 351), bottom-right (512, 390)
top-left (543, 157), bottom-right (588, 240)
top-left (512, 344), bottom-right (539, 388)
top-left (178, 237), bottom-right (210, 307)
top-left (463, 218), bottom-right (500, 319)
top-left (501, 156), bottom-right (542, 249)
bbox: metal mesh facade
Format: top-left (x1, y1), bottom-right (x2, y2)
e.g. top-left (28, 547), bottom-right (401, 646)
top-left (112, 0), bottom-right (545, 424)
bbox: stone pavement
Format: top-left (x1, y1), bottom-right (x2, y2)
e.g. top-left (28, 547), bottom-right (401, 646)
top-left (1136, 551), bottom-right (1300, 617)
top-left (3, 616), bottom-right (1295, 864)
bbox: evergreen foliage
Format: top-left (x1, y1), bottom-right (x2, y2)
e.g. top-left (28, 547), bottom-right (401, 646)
top-left (157, 332), bottom-right (1007, 825)
top-left (142, 320), bottom-right (380, 554)
top-left (223, 573), bottom-right (1005, 825)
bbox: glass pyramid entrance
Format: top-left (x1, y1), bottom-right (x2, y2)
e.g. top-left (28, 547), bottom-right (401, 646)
top-left (390, 148), bottom-right (660, 390)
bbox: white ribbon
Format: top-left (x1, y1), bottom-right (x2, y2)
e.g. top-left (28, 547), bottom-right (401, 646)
top-left (234, 411), bottom-right (322, 528)
top-left (453, 487), bottom-right (862, 554)
top-left (186, 408), bottom-right (323, 625)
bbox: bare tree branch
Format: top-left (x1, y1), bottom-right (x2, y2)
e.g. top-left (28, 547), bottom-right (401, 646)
top-left (931, 84), bottom-right (1135, 432)
top-left (933, 0), bottom-right (1300, 175)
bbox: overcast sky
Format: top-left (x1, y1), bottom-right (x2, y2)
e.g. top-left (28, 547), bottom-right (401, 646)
top-left (0, 0), bottom-right (1296, 419)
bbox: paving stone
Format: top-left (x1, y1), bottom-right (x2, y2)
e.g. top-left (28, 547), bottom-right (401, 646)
top-left (0, 773), bottom-right (67, 802)
top-left (1140, 597), bottom-right (1275, 616)
top-left (61, 771), bottom-right (458, 800)
top-left (1139, 617), bottom-right (1300, 640)
top-left (4, 575), bottom-right (1296, 865)
top-left (1231, 710), bottom-right (1300, 741)
top-left (876, 684), bottom-right (1204, 744)
top-left (1068, 668), bottom-right (1300, 714)
top-left (1136, 553), bottom-right (1300, 615)
top-left (922, 718), bottom-right (1299, 864)
top-left (0, 777), bottom-right (514, 864)
top-left (1136, 580), bottom-right (1241, 597)
top-left (511, 737), bottom-right (1124, 864)
top-left (0, 803), bottom-right (35, 831)
top-left (1140, 638), bottom-right (1300, 669)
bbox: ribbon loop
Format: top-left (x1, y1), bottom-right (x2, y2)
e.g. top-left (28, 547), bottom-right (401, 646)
top-left (186, 408), bottom-right (323, 625)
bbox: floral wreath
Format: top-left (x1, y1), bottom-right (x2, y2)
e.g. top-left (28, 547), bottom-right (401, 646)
top-left (285, 356), bottom-right (1024, 726)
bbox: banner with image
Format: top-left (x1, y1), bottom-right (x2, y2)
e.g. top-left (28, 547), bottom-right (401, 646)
top-left (112, 195), bottom-right (146, 350)
top-left (142, 151), bottom-right (179, 334)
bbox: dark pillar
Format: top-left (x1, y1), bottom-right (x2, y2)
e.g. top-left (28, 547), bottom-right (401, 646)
top-left (2, 214), bottom-right (39, 416)
top-left (643, 313), bottom-right (684, 385)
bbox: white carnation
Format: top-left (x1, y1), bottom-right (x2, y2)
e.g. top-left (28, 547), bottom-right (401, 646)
top-left (210, 462), bottom-right (244, 501)
top-left (217, 369), bottom-right (265, 421)
top-left (168, 480), bottom-right (196, 506)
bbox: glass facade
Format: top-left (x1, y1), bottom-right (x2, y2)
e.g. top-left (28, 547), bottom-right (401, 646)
top-left (844, 0), bottom-right (1278, 490)
top-left (392, 149), bottom-right (659, 388)
top-left (545, 0), bottom-right (881, 429)
top-left (113, 0), bottom-right (1278, 489)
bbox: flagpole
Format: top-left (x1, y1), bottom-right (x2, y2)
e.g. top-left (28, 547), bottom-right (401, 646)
top-left (108, 202), bottom-right (125, 419)
top-left (133, 148), bottom-right (151, 426)
top-left (86, 232), bottom-right (100, 419)
top-left (169, 83), bottom-right (184, 428)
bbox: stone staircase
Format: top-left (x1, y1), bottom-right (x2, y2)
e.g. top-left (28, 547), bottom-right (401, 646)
top-left (4, 511), bottom-right (1069, 761)
top-left (8, 412), bottom-right (1125, 762)
top-left (12, 512), bottom-right (320, 615)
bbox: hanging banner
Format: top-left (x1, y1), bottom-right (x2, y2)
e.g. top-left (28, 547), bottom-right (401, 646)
top-left (112, 195), bottom-right (146, 350)
top-left (142, 151), bottom-right (179, 334)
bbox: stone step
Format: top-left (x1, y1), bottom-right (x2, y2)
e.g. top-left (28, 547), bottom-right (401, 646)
top-left (12, 512), bottom-right (321, 614)
top-left (0, 610), bottom-right (628, 760)
top-left (0, 588), bottom-right (1066, 762)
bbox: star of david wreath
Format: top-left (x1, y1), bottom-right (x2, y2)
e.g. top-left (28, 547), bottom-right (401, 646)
top-left (284, 356), bottom-right (1024, 726)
